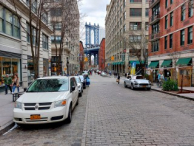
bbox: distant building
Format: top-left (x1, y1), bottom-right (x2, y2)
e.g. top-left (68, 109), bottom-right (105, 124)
top-left (148, 0), bottom-right (194, 86)
top-left (99, 38), bottom-right (105, 71)
top-left (0, 0), bottom-right (52, 90)
top-left (50, 0), bottom-right (80, 75)
top-left (105, 0), bottom-right (149, 74)
top-left (80, 41), bottom-right (84, 72)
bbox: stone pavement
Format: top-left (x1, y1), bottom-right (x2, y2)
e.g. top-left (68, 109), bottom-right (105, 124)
top-left (82, 74), bottom-right (194, 146)
top-left (0, 87), bottom-right (24, 135)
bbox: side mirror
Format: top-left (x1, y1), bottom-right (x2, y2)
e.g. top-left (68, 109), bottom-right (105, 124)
top-left (71, 86), bottom-right (75, 92)
top-left (24, 88), bottom-right (27, 92)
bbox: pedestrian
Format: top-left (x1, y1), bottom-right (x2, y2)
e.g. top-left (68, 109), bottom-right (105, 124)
top-left (157, 72), bottom-right (161, 87)
top-left (125, 73), bottom-right (127, 78)
top-left (12, 74), bottom-right (19, 94)
top-left (117, 73), bottom-right (120, 84)
top-left (3, 74), bottom-right (12, 94)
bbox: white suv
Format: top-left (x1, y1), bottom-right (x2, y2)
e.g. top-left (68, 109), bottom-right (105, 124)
top-left (13, 76), bottom-right (79, 125)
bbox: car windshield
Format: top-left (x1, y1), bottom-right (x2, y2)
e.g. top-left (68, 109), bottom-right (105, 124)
top-left (75, 77), bottom-right (81, 83)
top-left (27, 79), bottom-right (69, 92)
top-left (136, 76), bottom-right (144, 79)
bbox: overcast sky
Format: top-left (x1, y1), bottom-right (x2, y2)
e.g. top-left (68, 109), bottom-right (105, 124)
top-left (79, 0), bottom-right (111, 43)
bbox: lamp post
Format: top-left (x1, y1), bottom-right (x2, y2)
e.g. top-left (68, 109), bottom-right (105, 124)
top-left (66, 57), bottom-right (69, 76)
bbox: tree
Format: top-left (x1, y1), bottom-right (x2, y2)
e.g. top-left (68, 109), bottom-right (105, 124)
top-left (50, 0), bottom-right (81, 75)
top-left (10, 0), bottom-right (53, 79)
top-left (168, 52), bottom-right (181, 81)
top-left (119, 29), bottom-right (149, 76)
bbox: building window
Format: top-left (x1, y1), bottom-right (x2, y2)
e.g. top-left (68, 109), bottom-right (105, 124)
top-left (145, 8), bottom-right (149, 17)
top-left (26, 23), bottom-right (37, 45)
top-left (188, 2), bottom-right (193, 17)
top-left (165, 15), bottom-right (168, 29)
top-left (130, 22), bottom-right (141, 30)
top-left (123, 24), bottom-right (126, 33)
top-left (130, 0), bottom-right (142, 3)
top-left (51, 8), bottom-right (62, 16)
top-left (129, 35), bottom-right (142, 42)
top-left (145, 22), bottom-right (149, 31)
top-left (170, 0), bottom-right (173, 4)
top-left (42, 33), bottom-right (48, 49)
top-left (169, 34), bottom-right (173, 48)
top-left (165, 36), bottom-right (167, 49)
top-left (51, 36), bottom-right (61, 43)
top-left (130, 8), bottom-right (142, 17)
top-left (0, 5), bottom-right (20, 38)
top-left (180, 29), bottom-right (185, 46)
top-left (181, 4), bottom-right (185, 21)
top-left (123, 11), bottom-right (126, 20)
top-left (151, 40), bottom-right (159, 52)
top-left (42, 12), bottom-right (48, 24)
top-left (170, 12), bottom-right (173, 27)
top-left (32, 0), bottom-right (37, 13)
top-left (188, 26), bottom-right (193, 44)
top-left (165, 0), bottom-right (168, 8)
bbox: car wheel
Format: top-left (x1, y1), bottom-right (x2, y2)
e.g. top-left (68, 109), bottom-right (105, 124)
top-left (83, 85), bottom-right (86, 89)
top-left (131, 84), bottom-right (134, 90)
top-left (124, 82), bottom-right (127, 88)
top-left (76, 97), bottom-right (79, 105)
top-left (66, 105), bottom-right (72, 124)
top-left (79, 92), bottom-right (82, 97)
top-left (147, 88), bottom-right (151, 91)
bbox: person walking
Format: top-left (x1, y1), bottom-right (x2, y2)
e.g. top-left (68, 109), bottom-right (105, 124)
top-left (3, 74), bottom-right (12, 94)
top-left (117, 73), bottom-right (120, 84)
top-left (12, 74), bottom-right (19, 94)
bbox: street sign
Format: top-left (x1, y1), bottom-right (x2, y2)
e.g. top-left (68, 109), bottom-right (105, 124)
top-left (111, 56), bottom-right (114, 61)
top-left (64, 68), bottom-right (67, 71)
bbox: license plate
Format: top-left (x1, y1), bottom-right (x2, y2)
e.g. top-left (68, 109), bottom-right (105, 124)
top-left (30, 115), bottom-right (41, 120)
top-left (143, 85), bottom-right (146, 87)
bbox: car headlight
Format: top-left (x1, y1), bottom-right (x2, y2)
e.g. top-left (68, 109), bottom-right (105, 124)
top-left (54, 100), bottom-right (66, 108)
top-left (15, 102), bottom-right (22, 109)
top-left (134, 81), bottom-right (138, 85)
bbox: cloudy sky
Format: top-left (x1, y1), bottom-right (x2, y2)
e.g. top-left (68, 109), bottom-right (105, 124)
top-left (79, 0), bottom-right (111, 43)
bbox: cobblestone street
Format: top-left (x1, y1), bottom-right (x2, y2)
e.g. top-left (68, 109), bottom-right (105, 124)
top-left (0, 74), bottom-right (194, 146)
top-left (84, 75), bottom-right (194, 146)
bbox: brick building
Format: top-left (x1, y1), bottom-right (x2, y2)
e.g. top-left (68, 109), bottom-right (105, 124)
top-left (79, 41), bottom-right (84, 72)
top-left (148, 0), bottom-right (194, 87)
top-left (99, 38), bottom-right (105, 71)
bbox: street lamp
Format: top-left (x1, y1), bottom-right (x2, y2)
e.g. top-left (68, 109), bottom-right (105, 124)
top-left (66, 57), bottom-right (69, 76)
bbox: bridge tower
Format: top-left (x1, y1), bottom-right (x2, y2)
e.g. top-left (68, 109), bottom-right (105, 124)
top-left (85, 22), bottom-right (99, 48)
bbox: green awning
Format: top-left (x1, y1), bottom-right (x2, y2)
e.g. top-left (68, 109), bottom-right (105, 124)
top-left (149, 61), bottom-right (159, 68)
top-left (161, 60), bottom-right (172, 67)
top-left (118, 62), bottom-right (121, 65)
top-left (120, 62), bottom-right (124, 65)
top-left (113, 62), bottom-right (115, 65)
top-left (129, 60), bottom-right (144, 65)
top-left (176, 58), bottom-right (192, 66)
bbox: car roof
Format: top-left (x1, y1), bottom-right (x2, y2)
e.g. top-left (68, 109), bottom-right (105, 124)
top-left (39, 76), bottom-right (71, 80)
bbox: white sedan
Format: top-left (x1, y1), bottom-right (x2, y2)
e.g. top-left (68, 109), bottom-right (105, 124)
top-left (124, 75), bottom-right (151, 90)
top-left (13, 76), bottom-right (79, 125)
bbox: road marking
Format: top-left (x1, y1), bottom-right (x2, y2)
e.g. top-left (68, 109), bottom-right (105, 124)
top-left (3, 123), bottom-right (18, 136)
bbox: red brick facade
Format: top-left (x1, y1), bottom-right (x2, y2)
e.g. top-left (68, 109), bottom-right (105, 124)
top-left (149, 0), bottom-right (194, 56)
top-left (99, 38), bottom-right (105, 71)
top-left (149, 0), bottom-right (194, 86)
top-left (79, 41), bottom-right (84, 72)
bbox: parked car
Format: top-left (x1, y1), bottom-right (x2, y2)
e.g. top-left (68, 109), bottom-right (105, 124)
top-left (13, 76), bottom-right (79, 125)
top-left (124, 75), bottom-right (151, 90)
top-left (101, 72), bottom-right (108, 77)
top-left (74, 76), bottom-right (83, 97)
top-left (79, 75), bottom-right (86, 89)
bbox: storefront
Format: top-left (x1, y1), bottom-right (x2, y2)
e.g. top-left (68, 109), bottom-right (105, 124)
top-left (0, 51), bottom-right (21, 87)
top-left (176, 58), bottom-right (192, 87)
top-left (161, 59), bottom-right (172, 80)
top-left (148, 61), bottom-right (159, 82)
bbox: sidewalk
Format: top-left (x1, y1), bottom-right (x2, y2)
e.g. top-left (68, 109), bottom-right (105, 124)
top-left (151, 84), bottom-right (194, 101)
top-left (0, 87), bottom-right (24, 135)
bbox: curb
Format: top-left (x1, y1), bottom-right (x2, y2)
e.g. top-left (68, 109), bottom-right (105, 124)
top-left (151, 88), bottom-right (194, 101)
top-left (0, 121), bottom-right (14, 136)
top-left (81, 88), bottom-right (89, 146)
